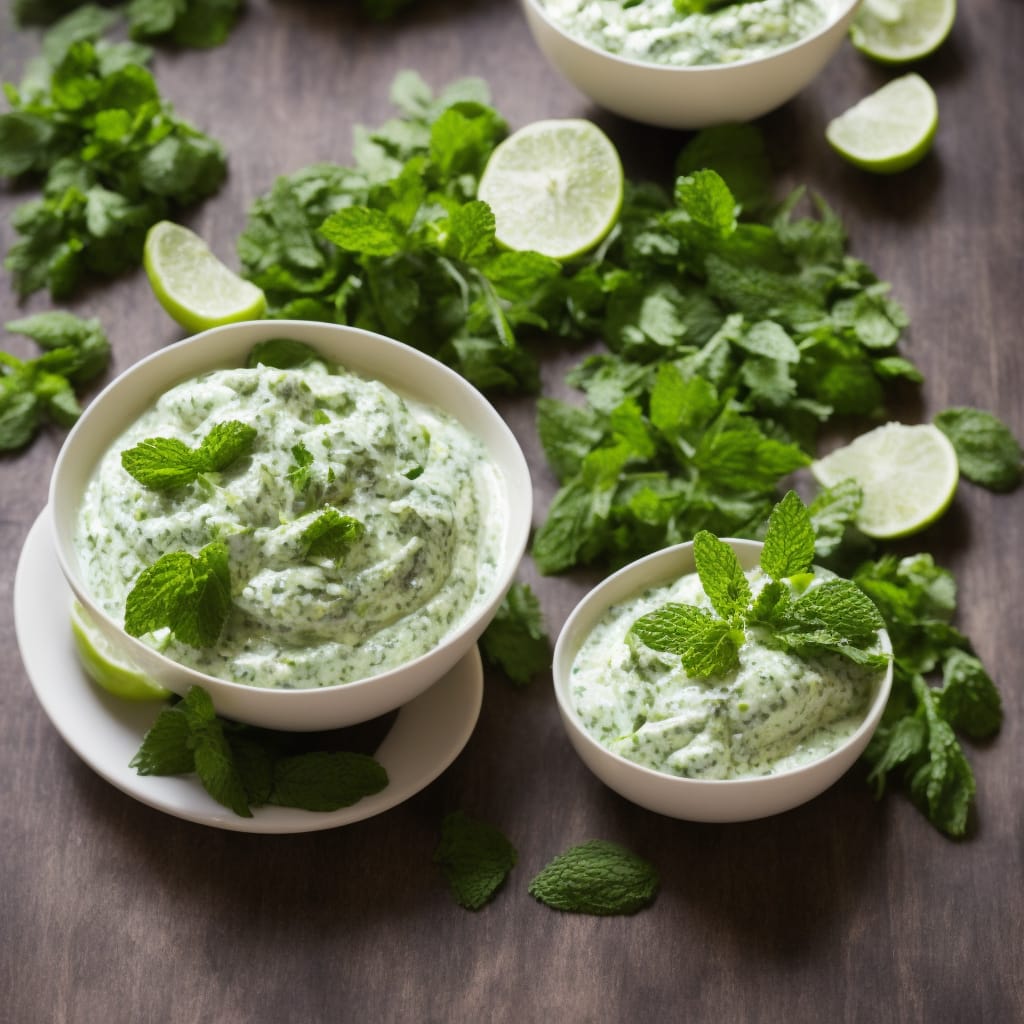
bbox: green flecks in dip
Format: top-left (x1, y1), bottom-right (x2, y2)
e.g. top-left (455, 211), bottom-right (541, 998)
top-left (76, 357), bottom-right (504, 689)
top-left (542, 0), bottom-right (831, 67)
top-left (570, 568), bottom-right (882, 779)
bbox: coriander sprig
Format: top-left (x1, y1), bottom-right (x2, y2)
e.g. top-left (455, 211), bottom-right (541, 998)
top-left (630, 491), bottom-right (889, 678)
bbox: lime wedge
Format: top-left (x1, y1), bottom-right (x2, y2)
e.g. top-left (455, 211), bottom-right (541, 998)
top-left (826, 74), bottom-right (938, 173)
top-left (144, 220), bottom-right (267, 332)
top-left (811, 423), bottom-right (959, 538)
top-left (71, 601), bottom-right (171, 701)
top-left (477, 119), bottom-right (623, 260)
top-left (851, 0), bottom-right (956, 64)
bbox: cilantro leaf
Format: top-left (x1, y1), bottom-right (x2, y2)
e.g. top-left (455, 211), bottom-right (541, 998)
top-left (479, 583), bottom-right (551, 686)
top-left (124, 541), bottom-right (232, 648)
top-left (934, 406), bottom-right (1022, 492)
top-left (434, 811), bottom-right (517, 910)
top-left (528, 840), bottom-right (658, 916)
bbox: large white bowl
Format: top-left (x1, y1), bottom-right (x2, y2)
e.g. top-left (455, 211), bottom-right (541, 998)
top-left (553, 539), bottom-right (893, 822)
top-left (50, 320), bottom-right (532, 731)
top-left (521, 0), bottom-right (861, 129)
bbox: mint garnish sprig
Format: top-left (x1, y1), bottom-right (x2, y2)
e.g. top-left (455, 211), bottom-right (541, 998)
top-left (131, 686), bottom-right (388, 818)
top-left (630, 491), bottom-right (889, 678)
top-left (121, 419), bottom-right (257, 490)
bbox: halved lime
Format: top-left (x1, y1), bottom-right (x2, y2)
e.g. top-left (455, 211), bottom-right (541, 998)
top-left (811, 422), bottom-right (959, 538)
top-left (477, 119), bottom-right (623, 260)
top-left (144, 220), bottom-right (267, 332)
top-left (71, 601), bottom-right (171, 701)
top-left (826, 74), bottom-right (938, 174)
top-left (851, 0), bottom-right (956, 65)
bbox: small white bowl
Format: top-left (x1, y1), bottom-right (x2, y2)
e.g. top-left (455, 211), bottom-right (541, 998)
top-left (553, 539), bottom-right (893, 822)
top-left (50, 320), bottom-right (532, 731)
top-left (521, 0), bottom-right (861, 129)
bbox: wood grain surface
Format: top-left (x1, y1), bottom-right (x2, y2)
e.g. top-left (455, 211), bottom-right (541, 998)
top-left (2, 2), bottom-right (1022, 1022)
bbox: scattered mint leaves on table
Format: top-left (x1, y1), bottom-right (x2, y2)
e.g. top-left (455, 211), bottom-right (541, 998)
top-left (934, 406), bottom-right (1022, 492)
top-left (479, 583), bottom-right (551, 686)
top-left (630, 491), bottom-right (889, 677)
top-left (131, 686), bottom-right (388, 817)
top-left (434, 811), bottom-right (518, 910)
top-left (528, 840), bottom-right (659, 915)
top-left (124, 541), bottom-right (232, 648)
top-left (120, 420), bottom-right (257, 489)
top-left (1, 312), bottom-right (110, 451)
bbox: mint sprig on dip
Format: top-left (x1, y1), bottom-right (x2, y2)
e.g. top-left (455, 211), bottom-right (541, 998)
top-left (121, 419), bottom-right (257, 490)
top-left (630, 491), bottom-right (889, 677)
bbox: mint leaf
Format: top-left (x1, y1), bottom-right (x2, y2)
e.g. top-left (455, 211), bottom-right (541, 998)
top-left (124, 541), bottom-right (231, 648)
top-left (192, 716), bottom-right (253, 818)
top-left (760, 490), bottom-right (815, 580)
top-left (129, 705), bottom-right (194, 775)
top-left (121, 419), bottom-right (255, 489)
top-left (630, 603), bottom-right (742, 678)
top-left (121, 437), bottom-right (199, 489)
top-left (934, 406), bottom-right (1022, 492)
top-left (479, 583), bottom-right (550, 686)
top-left (786, 578), bottom-right (885, 646)
top-left (937, 650), bottom-right (1002, 739)
top-left (320, 206), bottom-right (404, 257)
top-left (288, 441), bottom-right (314, 494)
top-left (528, 840), bottom-right (658, 916)
top-left (693, 530), bottom-right (750, 620)
top-left (674, 169), bottom-right (736, 239)
top-left (268, 751), bottom-right (388, 811)
top-left (434, 811), bottom-right (517, 910)
top-left (808, 479), bottom-right (862, 558)
top-left (245, 338), bottom-right (320, 369)
top-left (301, 508), bottom-right (365, 562)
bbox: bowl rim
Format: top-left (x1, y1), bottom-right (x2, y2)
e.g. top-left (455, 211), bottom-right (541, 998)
top-left (552, 537), bottom-right (894, 791)
top-left (521, 0), bottom-right (862, 74)
top-left (50, 318), bottom-right (532, 705)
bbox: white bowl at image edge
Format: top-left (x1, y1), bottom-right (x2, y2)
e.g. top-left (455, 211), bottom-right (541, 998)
top-left (520, 0), bottom-right (862, 129)
top-left (50, 320), bottom-right (532, 731)
top-left (552, 539), bottom-right (893, 822)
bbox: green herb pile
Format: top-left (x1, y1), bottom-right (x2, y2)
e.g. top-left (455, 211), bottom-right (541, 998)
top-left (0, 6), bottom-right (227, 297)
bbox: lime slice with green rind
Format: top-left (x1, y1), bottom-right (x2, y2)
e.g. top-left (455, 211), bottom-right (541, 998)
top-left (826, 74), bottom-right (938, 174)
top-left (851, 0), bottom-right (956, 65)
top-left (71, 601), bottom-right (171, 701)
top-left (478, 119), bottom-right (623, 261)
top-left (144, 220), bottom-right (267, 332)
top-left (811, 423), bottom-right (959, 539)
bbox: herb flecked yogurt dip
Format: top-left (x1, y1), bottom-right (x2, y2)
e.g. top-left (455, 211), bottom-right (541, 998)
top-left (570, 567), bottom-right (883, 779)
top-left (540, 0), bottom-right (832, 67)
top-left (75, 353), bottom-right (505, 689)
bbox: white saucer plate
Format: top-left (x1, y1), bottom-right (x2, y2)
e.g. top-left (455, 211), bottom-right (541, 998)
top-left (14, 507), bottom-right (484, 834)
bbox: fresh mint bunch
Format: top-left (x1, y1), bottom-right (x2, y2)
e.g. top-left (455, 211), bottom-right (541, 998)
top-left (1, 15), bottom-right (226, 296)
top-left (528, 840), bottom-right (659, 916)
top-left (131, 686), bottom-right (389, 817)
top-left (124, 541), bottom-right (232, 648)
top-left (630, 491), bottom-right (888, 677)
top-left (479, 583), bottom-right (551, 686)
top-left (434, 811), bottom-right (518, 910)
top-left (120, 420), bottom-right (257, 489)
top-left (1, 312), bottom-right (110, 450)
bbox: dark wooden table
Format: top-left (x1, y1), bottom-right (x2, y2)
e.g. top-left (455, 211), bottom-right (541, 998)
top-left (3, 2), bottom-right (1022, 1021)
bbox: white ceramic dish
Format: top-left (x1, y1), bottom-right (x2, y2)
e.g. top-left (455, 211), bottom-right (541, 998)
top-left (49, 319), bottom-right (530, 731)
top-left (553, 539), bottom-right (893, 822)
top-left (520, 0), bottom-right (861, 129)
top-left (15, 507), bottom-right (483, 834)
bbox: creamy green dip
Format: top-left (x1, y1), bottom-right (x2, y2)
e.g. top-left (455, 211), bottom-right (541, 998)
top-left (541, 0), bottom-right (831, 67)
top-left (570, 567), bottom-right (881, 778)
top-left (76, 355), bottom-right (504, 689)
